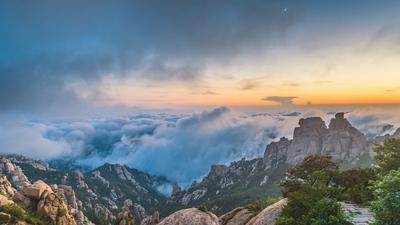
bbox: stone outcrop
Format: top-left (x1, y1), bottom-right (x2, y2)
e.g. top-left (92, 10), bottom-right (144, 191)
top-left (37, 190), bottom-right (77, 225)
top-left (394, 127), bottom-right (400, 137)
top-left (220, 207), bottom-right (258, 225)
top-left (158, 208), bottom-right (220, 225)
top-left (116, 211), bottom-right (135, 225)
top-left (0, 194), bottom-right (14, 206)
top-left (0, 174), bottom-right (78, 225)
top-left (140, 211), bottom-right (160, 225)
top-left (0, 158), bottom-right (31, 191)
top-left (322, 112), bottom-right (370, 161)
top-left (53, 184), bottom-right (94, 225)
top-left (264, 137), bottom-right (291, 167)
top-left (246, 198), bottom-right (288, 225)
top-left (265, 113), bottom-right (372, 165)
top-left (0, 175), bottom-right (16, 197)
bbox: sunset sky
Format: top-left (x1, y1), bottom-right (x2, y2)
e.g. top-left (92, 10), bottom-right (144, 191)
top-left (1, 0), bottom-right (400, 115)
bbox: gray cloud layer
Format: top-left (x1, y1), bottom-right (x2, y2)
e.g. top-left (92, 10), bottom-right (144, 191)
top-left (2, 106), bottom-right (400, 185)
top-left (0, 0), bottom-right (302, 114)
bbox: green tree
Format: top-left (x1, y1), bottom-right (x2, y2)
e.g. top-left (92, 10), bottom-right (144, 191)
top-left (309, 198), bottom-right (352, 225)
top-left (374, 137), bottom-right (400, 174)
top-left (282, 155), bottom-right (339, 198)
top-left (277, 155), bottom-right (351, 225)
top-left (370, 169), bottom-right (400, 225)
top-left (335, 168), bottom-right (375, 204)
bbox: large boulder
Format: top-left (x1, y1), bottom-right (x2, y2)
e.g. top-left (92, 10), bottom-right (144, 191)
top-left (246, 198), bottom-right (288, 225)
top-left (0, 176), bottom-right (16, 197)
top-left (0, 158), bottom-right (31, 191)
top-left (23, 180), bottom-right (53, 200)
top-left (158, 208), bottom-right (219, 225)
top-left (220, 207), bottom-right (258, 225)
top-left (37, 191), bottom-right (77, 225)
top-left (0, 194), bottom-right (14, 206)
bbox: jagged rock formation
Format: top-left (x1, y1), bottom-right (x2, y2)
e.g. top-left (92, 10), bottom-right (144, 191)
top-left (0, 175), bottom-right (78, 225)
top-left (158, 208), bottom-right (220, 225)
top-left (9, 158), bottom-right (169, 224)
top-left (246, 198), bottom-right (288, 225)
top-left (0, 158), bottom-right (31, 191)
top-left (0, 175), bottom-right (16, 197)
top-left (0, 112), bottom-right (380, 223)
top-left (115, 211), bottom-right (135, 225)
top-left (167, 157), bottom-right (286, 215)
top-left (169, 113), bottom-right (373, 215)
top-left (394, 127), bottom-right (400, 136)
top-left (266, 113), bottom-right (372, 165)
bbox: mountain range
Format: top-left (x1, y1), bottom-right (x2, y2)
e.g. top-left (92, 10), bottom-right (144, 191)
top-left (0, 112), bottom-right (398, 224)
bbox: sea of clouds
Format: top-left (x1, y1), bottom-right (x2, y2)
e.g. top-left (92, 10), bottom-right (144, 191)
top-left (1, 106), bottom-right (400, 186)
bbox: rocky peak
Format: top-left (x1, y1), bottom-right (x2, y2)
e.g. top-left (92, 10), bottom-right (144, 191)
top-left (394, 127), bottom-right (400, 136)
top-left (12, 180), bottom-right (78, 225)
top-left (7, 154), bottom-right (51, 171)
top-left (322, 112), bottom-right (370, 161)
top-left (264, 137), bottom-right (291, 167)
top-left (0, 175), bottom-right (16, 197)
top-left (210, 165), bottom-right (229, 178)
top-left (172, 182), bottom-right (182, 196)
top-left (0, 158), bottom-right (31, 191)
top-left (328, 112), bottom-right (353, 130)
top-left (267, 113), bottom-right (372, 165)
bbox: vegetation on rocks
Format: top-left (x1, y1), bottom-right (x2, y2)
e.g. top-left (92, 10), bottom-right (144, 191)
top-left (0, 204), bottom-right (49, 225)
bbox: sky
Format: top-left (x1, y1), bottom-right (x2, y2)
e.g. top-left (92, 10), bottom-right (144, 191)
top-left (1, 0), bottom-right (400, 117)
top-left (2, 1), bottom-right (400, 187)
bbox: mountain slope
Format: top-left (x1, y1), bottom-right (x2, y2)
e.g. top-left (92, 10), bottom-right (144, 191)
top-left (12, 159), bottom-right (170, 224)
top-left (167, 113), bottom-right (375, 215)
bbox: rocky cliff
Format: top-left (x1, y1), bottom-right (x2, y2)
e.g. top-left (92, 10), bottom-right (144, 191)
top-left (168, 113), bottom-right (374, 215)
top-left (268, 112), bottom-right (372, 165)
top-left (1, 157), bottom-right (169, 225)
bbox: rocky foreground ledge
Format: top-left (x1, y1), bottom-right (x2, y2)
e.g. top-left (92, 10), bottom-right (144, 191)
top-left (140, 198), bottom-right (288, 225)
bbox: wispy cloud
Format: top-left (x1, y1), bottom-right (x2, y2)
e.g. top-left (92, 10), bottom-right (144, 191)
top-left (262, 96), bottom-right (298, 106)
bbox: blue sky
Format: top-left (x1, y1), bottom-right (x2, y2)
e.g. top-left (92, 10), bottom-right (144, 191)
top-left (1, 0), bottom-right (400, 117)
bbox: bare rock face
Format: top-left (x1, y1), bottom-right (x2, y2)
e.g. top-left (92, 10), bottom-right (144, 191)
top-left (37, 191), bottom-right (77, 225)
top-left (394, 127), bottom-right (400, 137)
top-left (53, 184), bottom-right (94, 225)
top-left (264, 113), bottom-right (372, 165)
top-left (322, 112), bottom-right (370, 161)
top-left (246, 198), bottom-right (288, 225)
top-left (140, 211), bottom-right (160, 225)
top-left (0, 194), bottom-right (14, 206)
top-left (122, 199), bottom-right (147, 223)
top-left (14, 180), bottom-right (78, 225)
top-left (158, 208), bottom-right (220, 225)
top-left (95, 203), bottom-right (116, 222)
top-left (264, 137), bottom-right (291, 167)
top-left (286, 117), bottom-right (328, 164)
top-left (0, 175), bottom-right (16, 197)
top-left (116, 211), bottom-right (135, 225)
top-left (220, 207), bottom-right (258, 225)
top-left (0, 158), bottom-right (31, 191)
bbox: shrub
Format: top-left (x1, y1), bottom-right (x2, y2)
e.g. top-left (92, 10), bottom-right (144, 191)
top-left (370, 169), bottom-right (400, 225)
top-left (197, 204), bottom-right (208, 212)
top-left (335, 168), bottom-right (375, 204)
top-left (373, 137), bottom-right (400, 175)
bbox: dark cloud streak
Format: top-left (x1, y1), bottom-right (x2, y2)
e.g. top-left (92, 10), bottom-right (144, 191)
top-left (0, 0), bottom-right (303, 114)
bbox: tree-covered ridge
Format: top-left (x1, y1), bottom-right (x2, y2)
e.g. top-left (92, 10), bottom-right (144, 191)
top-left (277, 136), bottom-right (400, 225)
